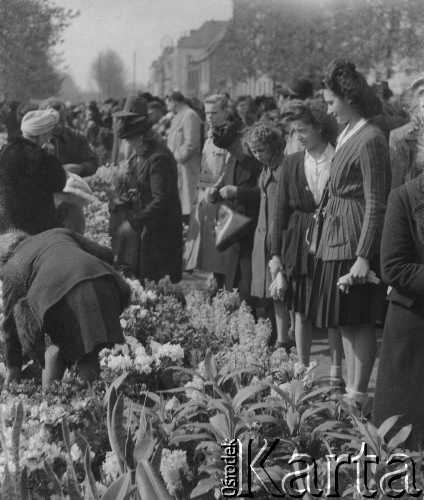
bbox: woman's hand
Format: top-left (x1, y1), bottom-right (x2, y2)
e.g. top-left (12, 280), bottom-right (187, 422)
top-left (219, 185), bottom-right (237, 200)
top-left (269, 255), bottom-right (283, 281)
top-left (5, 367), bottom-right (21, 386)
top-left (349, 256), bottom-right (370, 285)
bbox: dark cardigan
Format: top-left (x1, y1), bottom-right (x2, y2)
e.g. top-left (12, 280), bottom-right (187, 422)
top-left (0, 137), bottom-right (66, 234)
top-left (271, 151), bottom-right (317, 277)
top-left (317, 122), bottom-right (390, 262)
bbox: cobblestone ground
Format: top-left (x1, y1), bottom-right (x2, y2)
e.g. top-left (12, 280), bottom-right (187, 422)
top-left (181, 270), bottom-right (381, 397)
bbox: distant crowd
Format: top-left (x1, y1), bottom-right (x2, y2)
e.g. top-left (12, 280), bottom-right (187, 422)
top-left (1, 60), bottom-right (424, 451)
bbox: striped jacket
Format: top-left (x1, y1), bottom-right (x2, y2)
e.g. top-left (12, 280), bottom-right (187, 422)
top-left (317, 122), bottom-right (390, 262)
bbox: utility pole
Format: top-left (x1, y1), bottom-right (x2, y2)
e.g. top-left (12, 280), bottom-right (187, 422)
top-left (132, 50), bottom-right (136, 95)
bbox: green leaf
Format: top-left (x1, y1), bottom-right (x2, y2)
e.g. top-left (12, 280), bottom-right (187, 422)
top-left (12, 401), bottom-right (24, 482)
top-left (66, 457), bottom-right (83, 500)
top-left (204, 349), bottom-right (218, 379)
top-left (190, 477), bottom-right (221, 498)
top-left (209, 413), bottom-right (231, 441)
top-left (100, 473), bottom-right (131, 500)
top-left (232, 384), bottom-right (266, 411)
top-left (1, 464), bottom-right (18, 500)
top-left (20, 466), bottom-right (29, 500)
top-left (298, 385), bottom-right (331, 404)
top-left (103, 372), bottom-right (129, 406)
top-left (134, 417), bottom-right (157, 463)
top-left (83, 446), bottom-right (98, 500)
top-left (43, 460), bottom-right (64, 497)
top-left (387, 424), bottom-right (412, 450)
top-left (168, 433), bottom-right (212, 446)
top-left (378, 415), bottom-right (400, 441)
top-left (142, 459), bottom-right (174, 499)
top-left (62, 417), bottom-right (72, 453)
top-left (108, 393), bottom-right (126, 471)
top-left (124, 427), bottom-right (135, 470)
top-left (135, 463), bottom-right (157, 498)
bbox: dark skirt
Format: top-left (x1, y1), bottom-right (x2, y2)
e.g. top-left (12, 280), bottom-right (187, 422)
top-left (306, 258), bottom-right (386, 329)
top-left (285, 254), bottom-right (314, 315)
top-left (44, 275), bottom-right (125, 362)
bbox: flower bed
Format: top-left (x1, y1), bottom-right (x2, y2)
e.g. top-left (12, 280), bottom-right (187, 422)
top-left (0, 173), bottom-right (418, 499)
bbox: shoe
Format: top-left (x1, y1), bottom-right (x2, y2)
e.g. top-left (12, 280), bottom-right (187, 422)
top-left (274, 339), bottom-right (296, 353)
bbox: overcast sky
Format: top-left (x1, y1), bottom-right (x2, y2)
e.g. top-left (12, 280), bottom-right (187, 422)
top-left (53, 0), bottom-right (233, 91)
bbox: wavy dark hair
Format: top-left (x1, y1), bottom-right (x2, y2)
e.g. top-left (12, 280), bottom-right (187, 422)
top-left (322, 59), bottom-right (382, 119)
top-left (292, 98), bottom-right (339, 146)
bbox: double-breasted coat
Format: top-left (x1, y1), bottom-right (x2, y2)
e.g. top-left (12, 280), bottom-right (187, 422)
top-left (166, 104), bottom-right (201, 215)
top-left (373, 175), bottom-right (424, 449)
top-left (126, 142), bottom-right (183, 283)
top-left (251, 152), bottom-right (284, 299)
top-left (184, 134), bottom-right (227, 273)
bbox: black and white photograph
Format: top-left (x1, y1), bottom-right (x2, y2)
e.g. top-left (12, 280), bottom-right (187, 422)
top-left (0, 0), bottom-right (423, 497)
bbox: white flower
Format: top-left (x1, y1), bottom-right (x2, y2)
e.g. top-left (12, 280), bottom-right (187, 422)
top-left (184, 376), bottom-right (204, 401)
top-left (70, 443), bottom-right (82, 462)
top-left (160, 449), bottom-right (192, 496)
top-left (102, 451), bottom-right (120, 484)
top-left (153, 342), bottom-right (184, 364)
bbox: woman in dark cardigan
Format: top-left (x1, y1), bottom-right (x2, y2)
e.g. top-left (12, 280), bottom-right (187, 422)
top-left (307, 60), bottom-right (391, 406)
top-left (270, 101), bottom-right (341, 375)
top-left (373, 173), bottom-right (424, 449)
top-left (1, 228), bottom-right (131, 389)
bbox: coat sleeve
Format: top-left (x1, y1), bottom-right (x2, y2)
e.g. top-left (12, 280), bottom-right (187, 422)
top-left (380, 187), bottom-right (424, 296)
top-left (27, 150), bottom-right (67, 193)
top-left (389, 130), bottom-right (410, 190)
top-left (271, 158), bottom-right (292, 257)
top-left (127, 154), bottom-right (173, 231)
top-left (174, 111), bottom-right (200, 163)
top-left (2, 270), bottom-right (26, 368)
top-left (355, 133), bottom-right (390, 260)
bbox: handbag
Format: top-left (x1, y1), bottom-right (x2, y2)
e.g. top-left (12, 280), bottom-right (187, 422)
top-left (214, 204), bottom-right (253, 252)
top-left (305, 183), bottom-right (329, 256)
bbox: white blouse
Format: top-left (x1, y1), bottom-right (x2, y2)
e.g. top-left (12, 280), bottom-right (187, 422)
top-left (336, 118), bottom-right (368, 151)
top-left (304, 143), bottom-right (335, 205)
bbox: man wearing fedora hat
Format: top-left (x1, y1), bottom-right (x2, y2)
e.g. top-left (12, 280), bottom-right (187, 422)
top-left (166, 91), bottom-right (201, 225)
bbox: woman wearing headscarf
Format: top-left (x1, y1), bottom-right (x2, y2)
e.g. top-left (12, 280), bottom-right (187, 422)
top-left (112, 96), bottom-right (182, 283)
top-left (1, 228), bottom-right (131, 389)
top-left (0, 109), bottom-right (67, 234)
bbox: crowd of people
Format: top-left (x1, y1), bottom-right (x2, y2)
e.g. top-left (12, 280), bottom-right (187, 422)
top-left (1, 57), bottom-right (424, 449)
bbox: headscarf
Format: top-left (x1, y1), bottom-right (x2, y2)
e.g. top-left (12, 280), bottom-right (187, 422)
top-left (20, 109), bottom-right (59, 137)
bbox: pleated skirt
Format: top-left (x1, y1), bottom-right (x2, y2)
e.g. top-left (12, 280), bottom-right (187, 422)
top-left (44, 275), bottom-right (125, 362)
top-left (286, 275), bottom-right (312, 315)
top-left (306, 258), bottom-right (386, 329)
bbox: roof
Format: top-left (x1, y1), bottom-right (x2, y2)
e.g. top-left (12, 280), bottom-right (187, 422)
top-left (177, 20), bottom-right (228, 49)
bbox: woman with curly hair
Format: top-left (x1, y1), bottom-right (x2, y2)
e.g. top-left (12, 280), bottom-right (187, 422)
top-left (307, 60), bottom-right (391, 406)
top-left (245, 123), bottom-right (293, 349)
top-left (270, 100), bottom-right (342, 375)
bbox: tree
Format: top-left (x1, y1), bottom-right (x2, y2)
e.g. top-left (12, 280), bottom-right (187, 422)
top-left (218, 0), bottom-right (424, 86)
top-left (0, 0), bottom-right (76, 100)
top-left (91, 49), bottom-right (127, 99)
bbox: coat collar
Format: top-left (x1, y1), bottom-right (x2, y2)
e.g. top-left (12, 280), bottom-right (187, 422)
top-left (262, 151), bottom-right (282, 188)
top-left (406, 173), bottom-right (424, 245)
